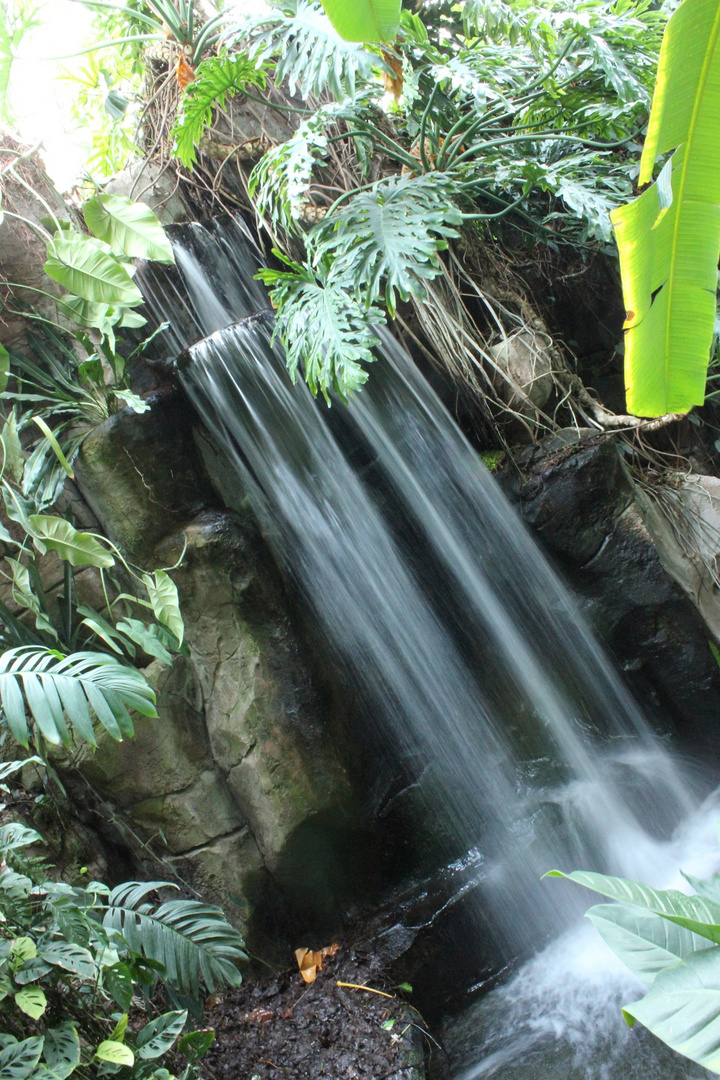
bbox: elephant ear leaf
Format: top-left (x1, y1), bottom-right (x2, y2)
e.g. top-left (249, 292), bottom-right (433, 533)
top-left (28, 516), bottom-right (115, 568)
top-left (44, 232), bottom-right (143, 307)
top-left (610, 0), bottom-right (720, 418)
top-left (622, 947), bottom-right (720, 1074)
top-left (83, 194), bottom-right (174, 264)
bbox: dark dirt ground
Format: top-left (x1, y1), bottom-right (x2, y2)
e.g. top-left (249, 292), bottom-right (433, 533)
top-left (203, 946), bottom-right (441, 1079)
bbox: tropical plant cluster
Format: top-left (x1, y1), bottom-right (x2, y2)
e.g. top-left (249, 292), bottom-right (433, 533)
top-left (168, 0), bottom-right (667, 404)
top-left (0, 169), bottom-right (186, 765)
top-left (0, 760), bottom-right (245, 1080)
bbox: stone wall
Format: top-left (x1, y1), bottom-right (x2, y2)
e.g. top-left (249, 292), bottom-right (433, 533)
top-left (74, 390), bottom-right (354, 932)
top-left (504, 431), bottom-right (720, 753)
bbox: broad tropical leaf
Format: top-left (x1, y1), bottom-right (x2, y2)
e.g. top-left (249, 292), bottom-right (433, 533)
top-left (178, 1030), bottom-right (215, 1064)
top-left (240, 0), bottom-right (376, 99)
top-left (142, 570), bottom-right (183, 646)
top-left (611, 0), bottom-right (720, 416)
top-left (114, 619), bottom-right (172, 664)
top-left (0, 646), bottom-right (157, 749)
top-left (94, 1042), bottom-right (133, 1068)
top-left (102, 881), bottom-right (247, 998)
top-left (5, 558), bottom-right (57, 641)
top-left (83, 193), bottom-right (174, 263)
top-left (319, 0), bottom-right (400, 42)
top-left (623, 947), bottom-right (720, 1073)
top-left (136, 1011), bottom-right (187, 1059)
top-left (28, 516), bottom-right (115, 568)
top-left (586, 903), bottom-right (706, 984)
top-left (14, 987), bottom-right (47, 1019)
top-left (0, 1036), bottom-right (43, 1080)
top-left (172, 51), bottom-right (267, 169)
top-left (0, 1037), bottom-right (44, 1080)
top-left (0, 824), bottom-right (43, 852)
top-left (257, 255), bottom-right (383, 400)
top-left (43, 1025), bottom-right (80, 1076)
top-left (312, 174), bottom-right (463, 316)
top-left (45, 233), bottom-right (142, 308)
top-left (547, 869), bottom-right (720, 944)
top-left (40, 943), bottom-right (96, 979)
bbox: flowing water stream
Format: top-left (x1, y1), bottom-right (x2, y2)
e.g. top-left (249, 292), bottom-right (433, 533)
top-left (138, 220), bottom-right (719, 1079)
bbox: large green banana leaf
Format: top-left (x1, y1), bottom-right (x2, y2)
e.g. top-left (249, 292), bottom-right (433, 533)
top-left (319, 0), bottom-right (400, 43)
top-left (610, 0), bottom-right (720, 417)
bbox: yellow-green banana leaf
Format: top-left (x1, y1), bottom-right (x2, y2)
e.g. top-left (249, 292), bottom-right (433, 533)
top-left (319, 0), bottom-right (400, 42)
top-left (611, 0), bottom-right (720, 418)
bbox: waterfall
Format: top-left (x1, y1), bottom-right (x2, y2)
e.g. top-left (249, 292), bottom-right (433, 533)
top-left (138, 220), bottom-right (717, 1079)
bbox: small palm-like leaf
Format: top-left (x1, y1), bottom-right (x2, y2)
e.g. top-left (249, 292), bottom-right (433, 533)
top-left (0, 646), bottom-right (156, 749)
top-left (238, 0), bottom-right (376, 99)
top-left (102, 882), bottom-right (247, 998)
top-left (172, 51), bottom-right (267, 169)
top-left (312, 174), bottom-right (463, 316)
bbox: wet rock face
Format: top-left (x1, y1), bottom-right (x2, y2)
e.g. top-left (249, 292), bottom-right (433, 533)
top-left (503, 433), bottom-right (720, 752)
top-left (74, 403), bottom-right (353, 929)
top-left (75, 392), bottom-right (211, 563)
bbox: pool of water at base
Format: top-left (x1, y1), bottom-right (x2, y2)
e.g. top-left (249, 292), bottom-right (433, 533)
top-left (440, 790), bottom-right (720, 1080)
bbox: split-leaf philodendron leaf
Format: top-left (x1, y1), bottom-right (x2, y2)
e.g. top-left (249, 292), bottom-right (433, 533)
top-left (611, 0), bottom-right (720, 417)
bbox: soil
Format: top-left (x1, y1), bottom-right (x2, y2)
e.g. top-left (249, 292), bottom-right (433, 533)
top-left (203, 946), bottom-right (436, 1079)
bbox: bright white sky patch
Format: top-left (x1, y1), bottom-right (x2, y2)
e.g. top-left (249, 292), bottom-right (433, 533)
top-left (8, 0), bottom-right (100, 191)
top-left (7, 0), bottom-right (269, 192)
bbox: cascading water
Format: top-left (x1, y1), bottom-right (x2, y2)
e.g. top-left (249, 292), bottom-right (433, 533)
top-left (137, 220), bottom-right (719, 1079)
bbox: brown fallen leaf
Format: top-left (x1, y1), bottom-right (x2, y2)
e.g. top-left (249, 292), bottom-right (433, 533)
top-left (382, 49), bottom-right (403, 101)
top-left (244, 1007), bottom-right (275, 1024)
top-left (294, 943), bottom-right (341, 984)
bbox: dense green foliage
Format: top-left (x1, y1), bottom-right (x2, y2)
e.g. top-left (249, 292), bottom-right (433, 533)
top-left (173, 0), bottom-right (667, 399)
top-left (0, 763), bottom-right (244, 1080)
top-left (0, 187), bottom-right (184, 762)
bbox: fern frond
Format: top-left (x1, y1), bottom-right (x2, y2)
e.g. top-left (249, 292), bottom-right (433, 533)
top-left (172, 51), bottom-right (267, 169)
top-left (311, 174), bottom-right (463, 316)
top-left (257, 254), bottom-right (384, 401)
top-left (235, 0), bottom-right (376, 99)
top-left (0, 646), bottom-right (157, 749)
top-left (102, 881), bottom-right (247, 998)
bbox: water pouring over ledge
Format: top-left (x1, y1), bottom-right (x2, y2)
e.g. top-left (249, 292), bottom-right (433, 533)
top-left (137, 220), bottom-right (718, 1079)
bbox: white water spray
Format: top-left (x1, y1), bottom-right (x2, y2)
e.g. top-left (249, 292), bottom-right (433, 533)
top-left (137, 220), bottom-right (717, 1079)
